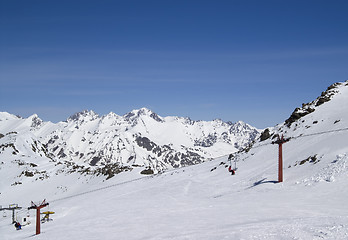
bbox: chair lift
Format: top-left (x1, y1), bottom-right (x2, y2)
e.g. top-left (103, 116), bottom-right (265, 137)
top-left (228, 154), bottom-right (237, 175)
top-left (21, 210), bottom-right (31, 226)
top-left (41, 210), bottom-right (55, 223)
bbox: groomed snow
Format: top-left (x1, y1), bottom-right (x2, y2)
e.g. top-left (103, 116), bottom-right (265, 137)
top-left (1, 154), bottom-right (348, 240)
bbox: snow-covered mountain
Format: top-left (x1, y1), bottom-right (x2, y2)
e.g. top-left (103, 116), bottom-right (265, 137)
top-left (0, 108), bottom-right (259, 179)
top-left (218, 79), bottom-right (348, 196)
top-left (1, 80), bottom-right (348, 240)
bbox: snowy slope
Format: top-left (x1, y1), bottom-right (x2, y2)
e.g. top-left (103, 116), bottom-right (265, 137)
top-left (1, 155), bottom-right (347, 240)
top-left (1, 80), bottom-right (348, 239)
top-left (250, 80), bottom-right (348, 186)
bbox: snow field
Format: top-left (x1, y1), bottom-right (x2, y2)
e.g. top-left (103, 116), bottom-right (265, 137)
top-left (1, 152), bottom-right (348, 239)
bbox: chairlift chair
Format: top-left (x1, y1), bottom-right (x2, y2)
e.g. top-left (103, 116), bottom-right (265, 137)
top-left (41, 211), bottom-right (55, 223)
top-left (228, 154), bottom-right (237, 175)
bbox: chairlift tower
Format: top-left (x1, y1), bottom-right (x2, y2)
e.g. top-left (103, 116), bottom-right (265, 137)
top-left (0, 204), bottom-right (22, 223)
top-left (272, 135), bottom-right (290, 182)
top-left (28, 199), bottom-right (49, 235)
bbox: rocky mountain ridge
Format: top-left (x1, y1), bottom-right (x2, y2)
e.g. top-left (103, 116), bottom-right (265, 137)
top-left (0, 108), bottom-right (260, 179)
top-left (259, 80), bottom-right (348, 142)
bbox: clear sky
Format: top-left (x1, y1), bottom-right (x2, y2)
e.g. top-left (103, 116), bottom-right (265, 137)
top-left (1, 0), bottom-right (347, 128)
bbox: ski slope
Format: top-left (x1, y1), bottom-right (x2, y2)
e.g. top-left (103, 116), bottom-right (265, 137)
top-left (1, 80), bottom-right (348, 239)
top-left (1, 153), bottom-right (348, 240)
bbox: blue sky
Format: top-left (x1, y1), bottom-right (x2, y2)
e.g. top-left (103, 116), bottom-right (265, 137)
top-left (1, 0), bottom-right (348, 128)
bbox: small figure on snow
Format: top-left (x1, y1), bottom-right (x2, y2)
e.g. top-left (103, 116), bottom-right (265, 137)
top-left (14, 221), bottom-right (21, 230)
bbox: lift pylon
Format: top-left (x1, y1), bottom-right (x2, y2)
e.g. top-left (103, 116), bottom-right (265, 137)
top-left (28, 199), bottom-right (49, 235)
top-left (0, 204), bottom-right (22, 223)
top-left (272, 135), bottom-right (290, 182)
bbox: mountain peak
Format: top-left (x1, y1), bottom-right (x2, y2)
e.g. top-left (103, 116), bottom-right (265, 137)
top-left (124, 107), bottom-right (163, 123)
top-left (104, 112), bottom-right (120, 118)
top-left (0, 112), bottom-right (21, 121)
top-left (127, 107), bottom-right (153, 116)
top-left (67, 110), bottom-right (99, 122)
top-left (28, 114), bottom-right (43, 128)
top-left (285, 80), bottom-right (348, 127)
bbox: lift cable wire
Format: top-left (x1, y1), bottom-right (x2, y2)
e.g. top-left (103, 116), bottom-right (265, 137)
top-left (216, 126), bottom-right (348, 161)
top-left (291, 127), bottom-right (348, 140)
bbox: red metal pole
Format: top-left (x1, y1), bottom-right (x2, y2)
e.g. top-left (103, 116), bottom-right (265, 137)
top-left (272, 135), bottom-right (289, 183)
top-left (36, 208), bottom-right (40, 235)
top-left (278, 143), bottom-right (283, 182)
top-left (29, 200), bottom-right (48, 235)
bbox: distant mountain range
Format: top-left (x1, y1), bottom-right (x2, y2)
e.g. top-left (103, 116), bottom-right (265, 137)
top-left (0, 108), bottom-right (260, 178)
